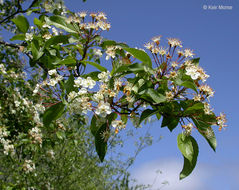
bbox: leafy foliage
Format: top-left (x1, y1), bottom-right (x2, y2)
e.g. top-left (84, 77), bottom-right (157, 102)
top-left (0, 0), bottom-right (227, 188)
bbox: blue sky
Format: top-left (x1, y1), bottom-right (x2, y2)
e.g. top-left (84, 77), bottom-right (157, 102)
top-left (64, 0), bottom-right (239, 189)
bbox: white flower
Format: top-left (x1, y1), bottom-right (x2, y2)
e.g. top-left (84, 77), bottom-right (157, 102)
top-left (93, 92), bottom-right (104, 102)
top-left (48, 69), bottom-right (57, 76)
top-left (42, 24), bottom-right (51, 29)
top-left (203, 102), bottom-right (213, 114)
top-left (68, 91), bottom-right (77, 102)
top-left (97, 12), bottom-right (107, 20)
top-left (79, 11), bottom-right (87, 18)
top-left (112, 120), bottom-right (126, 130)
top-left (166, 91), bottom-right (174, 101)
top-left (199, 85), bottom-right (214, 98)
top-left (216, 113), bottom-right (227, 131)
top-left (47, 150), bottom-right (55, 159)
top-left (48, 78), bottom-right (58, 86)
top-left (105, 46), bottom-right (116, 60)
top-left (78, 88), bottom-right (88, 95)
top-left (185, 65), bottom-right (200, 80)
top-left (14, 100), bottom-right (21, 108)
top-left (29, 127), bottom-right (42, 144)
top-left (184, 49), bottom-right (194, 58)
top-left (167, 38), bottom-right (182, 47)
top-left (82, 77), bottom-right (96, 89)
top-left (33, 84), bottom-right (40, 95)
top-left (74, 77), bottom-right (83, 87)
top-left (144, 42), bottom-right (154, 50)
top-left (23, 160), bottom-right (35, 173)
top-left (182, 123), bottom-right (194, 135)
top-left (98, 71), bottom-right (110, 83)
top-left (158, 47), bottom-right (167, 55)
top-left (114, 79), bottom-right (122, 91)
top-left (152, 36), bottom-right (162, 43)
top-left (95, 101), bottom-right (112, 117)
top-left (93, 48), bottom-right (102, 57)
top-left (25, 33), bottom-right (33, 41)
top-left (0, 64), bottom-right (6, 74)
top-left (52, 27), bottom-right (59, 35)
top-left (35, 103), bottom-right (45, 113)
top-left (43, 33), bottom-right (52, 40)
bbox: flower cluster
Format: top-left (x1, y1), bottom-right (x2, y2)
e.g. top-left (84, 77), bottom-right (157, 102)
top-left (23, 159), bottom-right (35, 173)
top-left (216, 113), bottom-right (227, 131)
top-left (112, 120), bottom-right (126, 134)
top-left (47, 69), bottom-right (63, 87)
top-left (29, 127), bottom-right (43, 144)
top-left (182, 123), bottom-right (194, 135)
top-left (66, 11), bottom-right (111, 31)
top-left (0, 126), bottom-right (15, 155)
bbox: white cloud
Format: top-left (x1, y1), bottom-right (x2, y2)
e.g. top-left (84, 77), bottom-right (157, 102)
top-left (130, 158), bottom-right (212, 190)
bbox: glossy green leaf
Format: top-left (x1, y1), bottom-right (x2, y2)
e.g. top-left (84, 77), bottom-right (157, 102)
top-left (47, 16), bottom-right (77, 33)
top-left (43, 102), bottom-right (65, 127)
top-left (34, 18), bottom-right (43, 28)
top-left (56, 131), bottom-right (65, 140)
top-left (31, 39), bottom-right (44, 60)
top-left (180, 81), bottom-right (197, 93)
top-left (161, 115), bottom-right (179, 132)
top-left (122, 47), bottom-right (152, 67)
top-left (10, 34), bottom-right (25, 41)
top-left (191, 57), bottom-right (200, 66)
top-left (177, 133), bottom-right (199, 180)
top-left (45, 35), bottom-right (69, 48)
top-left (90, 115), bottom-right (98, 136)
top-left (139, 109), bottom-right (158, 124)
top-left (95, 123), bottom-right (108, 162)
top-left (101, 40), bottom-right (128, 49)
top-left (146, 88), bottom-right (166, 104)
top-left (64, 74), bottom-right (77, 94)
top-left (53, 56), bottom-right (76, 66)
top-left (199, 127), bottom-right (217, 152)
top-left (184, 102), bottom-right (204, 114)
top-left (82, 71), bottom-right (101, 81)
top-left (82, 61), bottom-right (107, 72)
top-left (12, 15), bottom-right (29, 33)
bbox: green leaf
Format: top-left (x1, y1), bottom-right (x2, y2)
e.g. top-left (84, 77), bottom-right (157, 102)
top-left (199, 127), bottom-right (217, 152)
top-left (47, 16), bottom-right (77, 33)
top-left (53, 56), bottom-right (76, 66)
top-left (139, 109), bottom-right (158, 124)
top-left (161, 115), bottom-right (179, 132)
top-left (101, 40), bottom-right (128, 49)
top-left (12, 15), bottom-right (29, 33)
top-left (146, 88), bottom-right (166, 104)
top-left (107, 112), bottom-right (118, 125)
top-left (90, 115), bottom-right (98, 136)
top-left (122, 47), bottom-right (152, 67)
top-left (177, 133), bottom-right (199, 180)
top-left (34, 18), bottom-right (43, 28)
top-left (43, 102), bottom-right (65, 127)
top-left (10, 34), bottom-right (25, 41)
top-left (82, 61), bottom-right (107, 72)
top-left (191, 57), bottom-right (200, 66)
top-left (31, 39), bottom-right (44, 61)
top-left (184, 102), bottom-right (204, 114)
top-left (95, 123), bottom-right (108, 162)
top-left (56, 131), bottom-right (65, 140)
top-left (82, 71), bottom-right (101, 81)
top-left (64, 74), bottom-right (77, 94)
top-left (180, 81), bottom-right (197, 93)
top-left (45, 35), bottom-right (69, 48)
